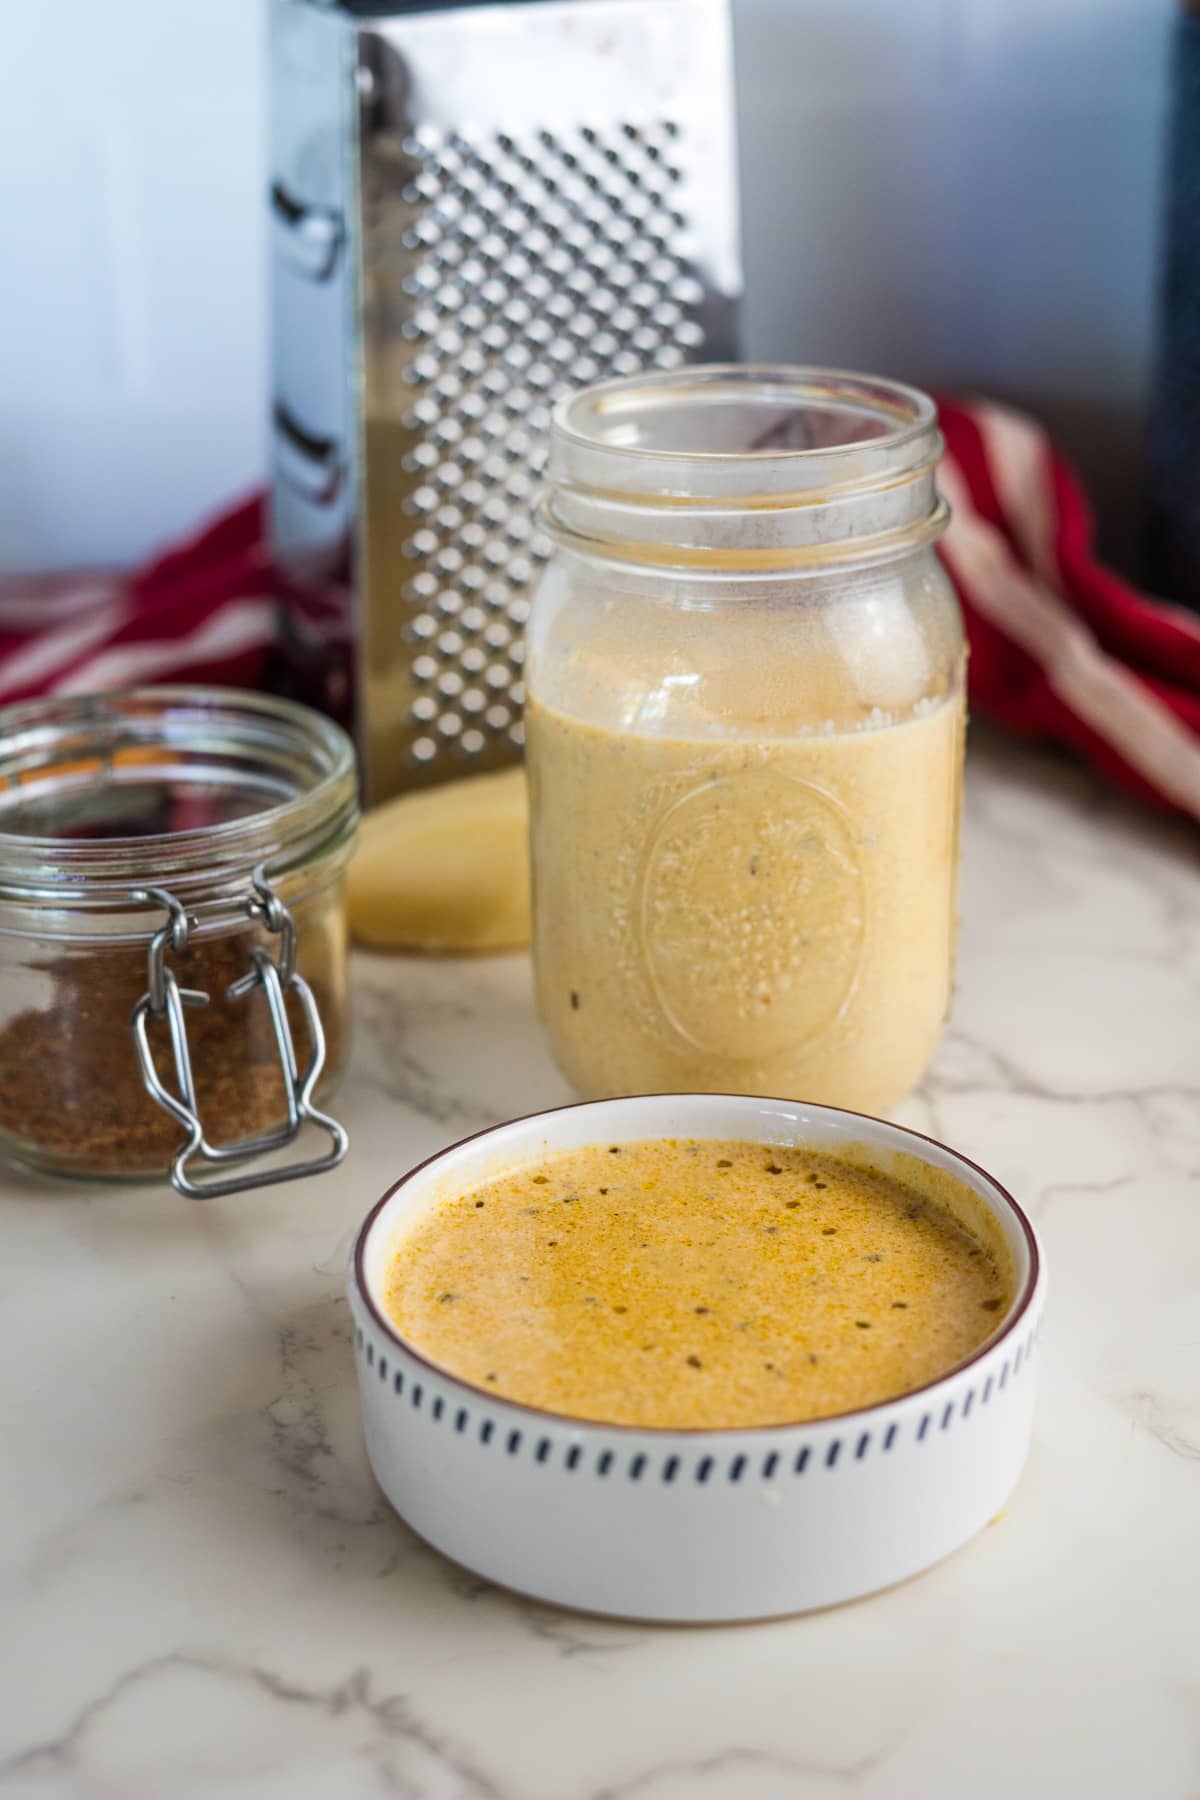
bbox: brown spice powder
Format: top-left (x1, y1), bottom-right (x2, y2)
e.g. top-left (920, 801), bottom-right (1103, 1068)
top-left (0, 907), bottom-right (348, 1180)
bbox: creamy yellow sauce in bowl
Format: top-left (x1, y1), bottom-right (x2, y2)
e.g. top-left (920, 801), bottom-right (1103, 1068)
top-left (381, 1135), bottom-right (1013, 1431)
top-left (351, 1094), bottom-right (1044, 1621)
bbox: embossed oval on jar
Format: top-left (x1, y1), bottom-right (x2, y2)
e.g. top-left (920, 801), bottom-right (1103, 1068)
top-left (635, 766), bottom-right (866, 1061)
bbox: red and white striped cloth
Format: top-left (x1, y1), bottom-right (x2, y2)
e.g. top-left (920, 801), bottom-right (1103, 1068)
top-left (0, 498), bottom-right (275, 703)
top-left (2, 401), bottom-right (1198, 821)
top-left (938, 399), bottom-right (1200, 822)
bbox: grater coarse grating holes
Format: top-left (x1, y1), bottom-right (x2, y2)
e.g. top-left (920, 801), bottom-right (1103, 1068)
top-left (389, 118), bottom-right (703, 766)
top-left (269, 0), bottom-right (741, 803)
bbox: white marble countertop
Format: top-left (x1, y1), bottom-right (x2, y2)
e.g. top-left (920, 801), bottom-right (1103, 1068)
top-left (3, 729), bottom-right (1198, 1800)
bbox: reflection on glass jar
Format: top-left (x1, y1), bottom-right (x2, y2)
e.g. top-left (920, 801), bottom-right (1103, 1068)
top-left (527, 366), bottom-right (964, 1115)
top-left (0, 690), bottom-right (358, 1190)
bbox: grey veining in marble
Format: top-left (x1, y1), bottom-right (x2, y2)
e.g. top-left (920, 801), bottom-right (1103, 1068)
top-left (2, 728), bottom-right (1198, 1799)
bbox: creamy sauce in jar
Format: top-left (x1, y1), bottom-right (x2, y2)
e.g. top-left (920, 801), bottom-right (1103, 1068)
top-left (382, 1137), bottom-right (1010, 1430)
top-left (527, 688), bottom-right (963, 1115)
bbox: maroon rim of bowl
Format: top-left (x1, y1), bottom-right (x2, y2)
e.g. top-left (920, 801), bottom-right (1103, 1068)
top-left (351, 1094), bottom-right (1043, 1439)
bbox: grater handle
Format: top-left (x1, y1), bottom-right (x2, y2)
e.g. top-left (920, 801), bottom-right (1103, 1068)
top-left (273, 403), bottom-right (344, 506)
top-left (271, 180), bottom-right (344, 282)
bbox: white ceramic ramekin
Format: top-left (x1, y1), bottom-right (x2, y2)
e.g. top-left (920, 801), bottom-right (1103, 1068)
top-left (349, 1094), bottom-right (1045, 1622)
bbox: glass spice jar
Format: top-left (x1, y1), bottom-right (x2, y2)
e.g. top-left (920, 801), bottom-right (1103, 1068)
top-left (527, 366), bottom-right (965, 1116)
top-left (0, 688), bottom-right (358, 1194)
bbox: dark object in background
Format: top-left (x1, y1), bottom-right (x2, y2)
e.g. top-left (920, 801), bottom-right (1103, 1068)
top-left (1147, 1), bottom-right (1200, 609)
top-left (269, 0), bottom-right (742, 805)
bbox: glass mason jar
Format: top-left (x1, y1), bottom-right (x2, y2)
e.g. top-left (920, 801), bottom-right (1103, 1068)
top-left (526, 367), bottom-right (964, 1116)
top-left (0, 689), bottom-right (358, 1194)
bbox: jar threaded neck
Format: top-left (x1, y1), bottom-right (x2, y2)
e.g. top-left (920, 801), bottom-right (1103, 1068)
top-left (544, 365), bottom-right (947, 573)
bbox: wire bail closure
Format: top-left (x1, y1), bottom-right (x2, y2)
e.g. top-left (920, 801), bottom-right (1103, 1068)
top-left (130, 870), bottom-right (349, 1199)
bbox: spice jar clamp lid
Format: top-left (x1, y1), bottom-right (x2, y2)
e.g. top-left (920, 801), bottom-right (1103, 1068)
top-left (0, 687), bottom-right (359, 1197)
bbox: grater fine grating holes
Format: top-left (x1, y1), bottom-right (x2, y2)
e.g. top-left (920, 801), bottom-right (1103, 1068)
top-left (394, 118), bottom-right (707, 769)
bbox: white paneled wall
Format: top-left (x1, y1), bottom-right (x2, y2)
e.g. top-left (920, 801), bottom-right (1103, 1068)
top-left (0, 0), bottom-right (1173, 573)
top-left (0, 0), bottom-right (267, 572)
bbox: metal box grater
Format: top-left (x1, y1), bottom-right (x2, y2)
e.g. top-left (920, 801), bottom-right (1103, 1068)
top-left (269, 0), bottom-right (742, 802)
